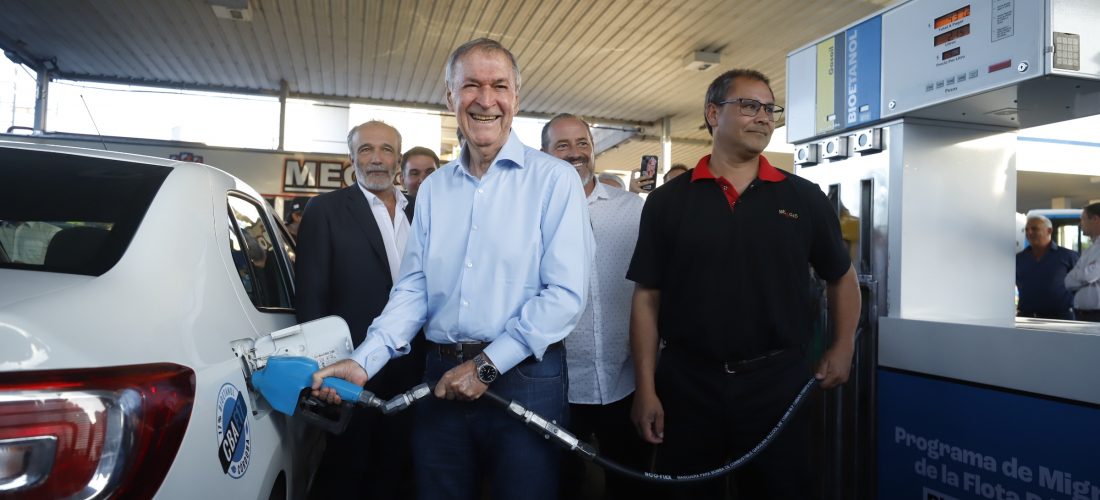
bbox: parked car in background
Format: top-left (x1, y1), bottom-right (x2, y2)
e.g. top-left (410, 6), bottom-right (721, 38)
top-left (0, 140), bottom-right (321, 499)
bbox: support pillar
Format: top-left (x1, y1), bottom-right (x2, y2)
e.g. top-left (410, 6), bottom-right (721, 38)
top-left (277, 79), bottom-right (288, 151)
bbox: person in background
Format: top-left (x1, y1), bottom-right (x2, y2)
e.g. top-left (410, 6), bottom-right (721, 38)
top-left (663, 163), bottom-right (689, 183)
top-left (310, 38), bottom-right (593, 500)
top-left (285, 197), bottom-right (308, 240)
top-left (1065, 203), bottom-right (1100, 322)
top-left (597, 172), bottom-right (626, 190)
top-left (1016, 214), bottom-right (1078, 320)
top-left (541, 113), bottom-right (649, 499)
top-left (295, 120), bottom-right (423, 499)
top-left (627, 68), bottom-right (860, 499)
top-left (401, 146), bottom-right (440, 198)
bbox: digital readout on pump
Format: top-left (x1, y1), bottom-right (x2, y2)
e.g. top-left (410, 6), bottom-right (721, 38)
top-left (942, 47), bottom-right (961, 60)
top-left (934, 24), bottom-right (970, 46)
top-left (934, 5), bottom-right (971, 29)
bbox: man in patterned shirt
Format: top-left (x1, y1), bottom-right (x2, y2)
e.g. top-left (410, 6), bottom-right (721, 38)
top-left (542, 114), bottom-right (649, 499)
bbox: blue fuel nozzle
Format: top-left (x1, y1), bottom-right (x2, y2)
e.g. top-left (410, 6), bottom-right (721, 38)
top-left (250, 356), bottom-right (378, 417)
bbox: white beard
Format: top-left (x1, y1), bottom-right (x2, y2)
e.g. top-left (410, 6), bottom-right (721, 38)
top-left (356, 165), bottom-right (394, 192)
top-left (580, 170), bottom-right (594, 187)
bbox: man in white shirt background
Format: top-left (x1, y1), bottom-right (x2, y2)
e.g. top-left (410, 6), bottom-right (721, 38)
top-left (542, 113), bottom-right (650, 499)
top-left (1066, 202), bottom-right (1100, 322)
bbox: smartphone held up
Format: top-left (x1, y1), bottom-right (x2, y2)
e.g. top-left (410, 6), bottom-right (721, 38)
top-left (637, 155), bottom-right (658, 192)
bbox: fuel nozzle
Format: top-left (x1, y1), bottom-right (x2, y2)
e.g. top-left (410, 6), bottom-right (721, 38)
top-left (251, 356), bottom-right (381, 433)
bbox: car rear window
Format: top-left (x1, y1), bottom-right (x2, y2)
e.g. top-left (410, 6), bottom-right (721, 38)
top-left (0, 147), bottom-right (171, 276)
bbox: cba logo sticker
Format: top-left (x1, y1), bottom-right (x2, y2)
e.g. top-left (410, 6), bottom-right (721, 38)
top-left (216, 383), bottom-right (252, 478)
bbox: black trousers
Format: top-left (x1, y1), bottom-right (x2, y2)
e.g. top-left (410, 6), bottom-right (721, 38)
top-left (1075, 309), bottom-right (1100, 322)
top-left (560, 394), bottom-right (655, 500)
top-left (652, 347), bottom-right (814, 500)
top-left (1019, 309), bottom-right (1075, 320)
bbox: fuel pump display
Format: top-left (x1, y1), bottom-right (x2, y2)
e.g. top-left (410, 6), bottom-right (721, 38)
top-left (933, 4), bottom-right (970, 29)
top-left (933, 23), bottom-right (969, 46)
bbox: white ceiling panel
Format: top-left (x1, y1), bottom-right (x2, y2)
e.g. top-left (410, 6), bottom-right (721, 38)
top-left (0, 0), bottom-right (891, 137)
top-left (3, 0), bottom-right (1091, 208)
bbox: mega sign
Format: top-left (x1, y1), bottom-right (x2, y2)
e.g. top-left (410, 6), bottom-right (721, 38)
top-left (283, 158), bottom-right (354, 193)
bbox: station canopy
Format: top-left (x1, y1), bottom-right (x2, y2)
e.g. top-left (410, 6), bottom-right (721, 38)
top-left (0, 0), bottom-right (894, 167)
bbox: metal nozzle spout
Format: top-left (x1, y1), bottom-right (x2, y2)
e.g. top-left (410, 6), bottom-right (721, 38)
top-left (358, 390), bottom-right (385, 409)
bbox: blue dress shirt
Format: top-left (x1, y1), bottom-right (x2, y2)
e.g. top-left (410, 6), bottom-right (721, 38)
top-left (352, 131), bottom-right (593, 375)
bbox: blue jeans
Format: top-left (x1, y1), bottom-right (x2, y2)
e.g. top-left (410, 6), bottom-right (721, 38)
top-left (411, 345), bottom-right (567, 500)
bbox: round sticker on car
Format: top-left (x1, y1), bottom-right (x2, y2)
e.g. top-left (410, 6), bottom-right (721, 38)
top-left (216, 383), bottom-right (251, 478)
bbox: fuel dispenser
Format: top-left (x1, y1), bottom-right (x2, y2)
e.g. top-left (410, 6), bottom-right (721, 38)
top-left (786, 0), bottom-right (1100, 498)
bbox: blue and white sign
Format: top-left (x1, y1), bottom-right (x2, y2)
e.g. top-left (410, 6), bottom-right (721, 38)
top-left (841, 16), bottom-right (882, 129)
top-left (216, 383), bottom-right (252, 478)
top-left (878, 369), bottom-right (1100, 499)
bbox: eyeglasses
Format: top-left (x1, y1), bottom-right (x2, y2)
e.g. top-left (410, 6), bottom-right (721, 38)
top-left (716, 98), bottom-right (784, 121)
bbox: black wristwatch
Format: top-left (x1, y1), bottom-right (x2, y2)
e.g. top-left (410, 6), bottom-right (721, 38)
top-left (473, 353), bottom-right (499, 384)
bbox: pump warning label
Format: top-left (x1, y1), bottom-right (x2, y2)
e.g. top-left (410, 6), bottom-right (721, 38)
top-left (992, 0), bottom-right (1015, 42)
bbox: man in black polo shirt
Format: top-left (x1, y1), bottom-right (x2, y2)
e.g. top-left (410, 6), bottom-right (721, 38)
top-left (627, 69), bottom-right (861, 499)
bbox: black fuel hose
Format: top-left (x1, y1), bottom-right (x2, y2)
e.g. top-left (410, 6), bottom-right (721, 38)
top-left (481, 376), bottom-right (820, 484)
top-left (377, 368), bottom-right (821, 483)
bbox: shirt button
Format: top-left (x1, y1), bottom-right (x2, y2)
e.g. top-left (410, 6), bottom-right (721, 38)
top-left (478, 188), bottom-right (485, 194)
top-left (472, 225), bottom-right (478, 231)
top-left (722, 186), bottom-right (728, 190)
top-left (466, 262), bottom-right (473, 268)
top-left (461, 300), bottom-right (469, 307)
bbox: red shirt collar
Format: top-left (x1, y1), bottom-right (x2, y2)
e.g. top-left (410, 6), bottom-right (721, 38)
top-left (690, 154), bottom-right (786, 183)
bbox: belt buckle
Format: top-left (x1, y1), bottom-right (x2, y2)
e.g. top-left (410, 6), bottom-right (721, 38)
top-left (438, 343), bottom-right (462, 359)
top-left (454, 342), bottom-right (484, 361)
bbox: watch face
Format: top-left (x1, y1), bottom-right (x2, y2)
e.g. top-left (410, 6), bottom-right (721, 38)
top-left (477, 363), bottom-right (498, 384)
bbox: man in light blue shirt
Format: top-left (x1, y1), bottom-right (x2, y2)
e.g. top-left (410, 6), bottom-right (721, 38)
top-left (312, 38), bottom-right (592, 500)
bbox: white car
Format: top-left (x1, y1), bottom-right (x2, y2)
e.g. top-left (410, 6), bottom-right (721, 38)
top-left (0, 140), bottom-right (322, 499)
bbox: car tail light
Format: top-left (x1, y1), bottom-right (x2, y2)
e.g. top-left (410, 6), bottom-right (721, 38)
top-left (0, 363), bottom-right (194, 499)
